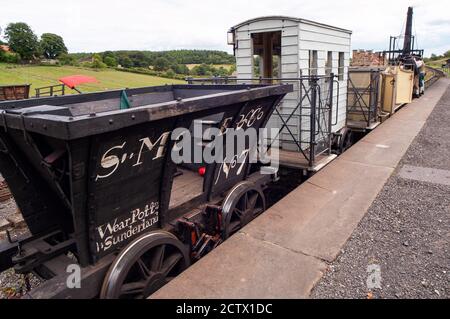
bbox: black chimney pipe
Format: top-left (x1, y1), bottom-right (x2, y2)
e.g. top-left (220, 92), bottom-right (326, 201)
top-left (403, 7), bottom-right (413, 55)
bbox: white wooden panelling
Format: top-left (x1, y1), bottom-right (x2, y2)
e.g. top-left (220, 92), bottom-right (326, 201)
top-left (236, 48), bottom-right (251, 58)
top-left (282, 54), bottom-right (298, 64)
top-left (298, 41), bottom-right (349, 52)
top-left (281, 26), bottom-right (299, 36)
top-left (299, 22), bottom-right (351, 38)
top-left (236, 66), bottom-right (252, 75)
top-left (281, 64), bottom-right (298, 73)
top-left (236, 30), bottom-right (250, 40)
top-left (236, 57), bottom-right (252, 66)
top-left (282, 45), bottom-right (298, 55)
top-left (282, 35), bottom-right (299, 46)
top-left (237, 39), bottom-right (251, 49)
top-left (299, 31), bottom-right (351, 46)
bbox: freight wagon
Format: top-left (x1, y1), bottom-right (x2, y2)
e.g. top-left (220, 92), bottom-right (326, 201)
top-left (0, 84), bottom-right (292, 298)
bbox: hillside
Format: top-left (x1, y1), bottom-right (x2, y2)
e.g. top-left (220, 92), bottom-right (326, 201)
top-left (0, 63), bottom-right (184, 96)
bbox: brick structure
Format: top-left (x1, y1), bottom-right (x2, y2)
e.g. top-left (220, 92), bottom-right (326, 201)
top-left (351, 49), bottom-right (385, 66)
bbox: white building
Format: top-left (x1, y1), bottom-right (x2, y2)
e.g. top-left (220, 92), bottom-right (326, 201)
top-left (228, 16), bottom-right (352, 166)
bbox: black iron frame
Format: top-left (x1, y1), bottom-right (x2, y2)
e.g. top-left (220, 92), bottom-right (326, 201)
top-left (186, 75), bottom-right (339, 169)
top-left (346, 69), bottom-right (381, 129)
top-left (383, 36), bottom-right (424, 65)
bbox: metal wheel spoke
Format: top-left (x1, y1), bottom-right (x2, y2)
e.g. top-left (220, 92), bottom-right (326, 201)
top-left (161, 252), bottom-right (183, 276)
top-left (120, 281), bottom-right (146, 295)
top-left (243, 192), bottom-right (249, 209)
top-left (248, 192), bottom-right (258, 210)
top-left (233, 207), bottom-right (244, 218)
top-left (150, 245), bottom-right (165, 271)
top-left (136, 257), bottom-right (152, 278)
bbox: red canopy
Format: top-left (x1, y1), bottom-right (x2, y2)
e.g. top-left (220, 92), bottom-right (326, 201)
top-left (59, 75), bottom-right (98, 89)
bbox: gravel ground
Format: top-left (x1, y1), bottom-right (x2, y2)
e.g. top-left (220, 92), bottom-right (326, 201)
top-left (0, 176), bottom-right (40, 299)
top-left (311, 85), bottom-right (450, 299)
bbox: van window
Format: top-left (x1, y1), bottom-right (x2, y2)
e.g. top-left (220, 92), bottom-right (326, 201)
top-left (309, 50), bottom-right (318, 76)
top-left (338, 52), bottom-right (345, 81)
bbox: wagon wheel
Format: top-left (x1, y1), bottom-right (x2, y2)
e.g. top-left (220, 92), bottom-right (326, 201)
top-left (339, 128), bottom-right (353, 154)
top-left (221, 181), bottom-right (266, 239)
top-left (100, 231), bottom-right (189, 299)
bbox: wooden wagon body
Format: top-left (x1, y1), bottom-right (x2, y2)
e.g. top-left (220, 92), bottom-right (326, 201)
top-left (0, 84), bottom-right (291, 298)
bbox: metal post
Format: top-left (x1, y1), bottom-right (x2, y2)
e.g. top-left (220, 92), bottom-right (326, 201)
top-left (367, 70), bottom-right (375, 127)
top-left (309, 76), bottom-right (317, 168)
top-left (327, 73), bottom-right (334, 155)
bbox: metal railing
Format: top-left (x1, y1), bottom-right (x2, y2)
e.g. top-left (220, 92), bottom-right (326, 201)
top-left (186, 74), bottom-right (339, 169)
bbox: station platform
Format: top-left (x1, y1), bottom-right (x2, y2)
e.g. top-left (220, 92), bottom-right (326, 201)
top-left (152, 79), bottom-right (450, 299)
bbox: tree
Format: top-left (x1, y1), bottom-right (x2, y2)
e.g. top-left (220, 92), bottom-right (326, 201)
top-left (119, 56), bottom-right (133, 68)
top-left (444, 50), bottom-right (450, 58)
top-left (5, 22), bottom-right (39, 60)
top-left (104, 56), bottom-right (117, 67)
top-left (153, 57), bottom-right (170, 71)
top-left (91, 53), bottom-right (107, 69)
top-left (58, 53), bottom-right (76, 65)
top-left (164, 69), bottom-right (176, 78)
top-left (170, 63), bottom-right (189, 75)
top-left (40, 33), bottom-right (67, 59)
top-left (102, 51), bottom-right (116, 60)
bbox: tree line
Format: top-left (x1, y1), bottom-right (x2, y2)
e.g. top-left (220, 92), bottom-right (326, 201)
top-left (64, 50), bottom-right (236, 77)
top-left (0, 22), bottom-right (236, 79)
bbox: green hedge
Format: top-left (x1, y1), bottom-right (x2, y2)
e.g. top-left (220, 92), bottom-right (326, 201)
top-left (115, 67), bottom-right (186, 81)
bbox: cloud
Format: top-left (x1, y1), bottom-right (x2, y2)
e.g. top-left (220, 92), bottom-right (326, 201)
top-left (0, 0), bottom-right (448, 56)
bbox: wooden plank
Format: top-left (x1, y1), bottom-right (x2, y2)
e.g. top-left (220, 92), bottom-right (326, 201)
top-left (169, 169), bottom-right (203, 209)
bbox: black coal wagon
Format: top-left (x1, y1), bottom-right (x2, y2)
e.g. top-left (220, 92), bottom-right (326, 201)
top-left (0, 83), bottom-right (292, 298)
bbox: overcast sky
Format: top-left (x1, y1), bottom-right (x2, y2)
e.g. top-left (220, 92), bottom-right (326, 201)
top-left (1, 0), bottom-right (449, 57)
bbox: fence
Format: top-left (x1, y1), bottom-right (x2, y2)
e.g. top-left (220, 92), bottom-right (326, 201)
top-left (186, 74), bottom-right (338, 169)
top-left (35, 84), bottom-right (66, 98)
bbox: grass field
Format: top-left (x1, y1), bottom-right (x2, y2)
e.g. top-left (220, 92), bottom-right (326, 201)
top-left (0, 63), bottom-right (184, 96)
top-left (427, 57), bottom-right (447, 68)
top-left (426, 58), bottom-right (450, 77)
